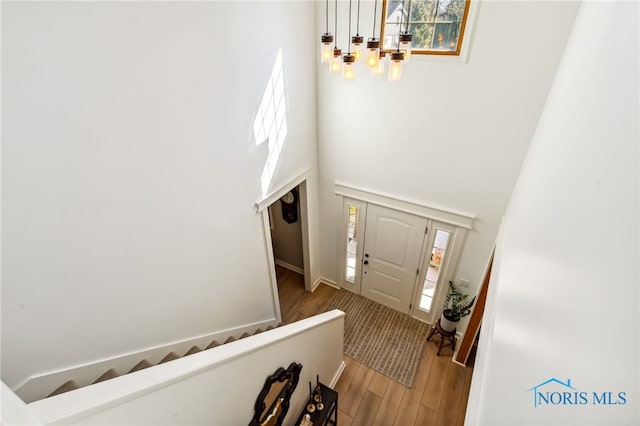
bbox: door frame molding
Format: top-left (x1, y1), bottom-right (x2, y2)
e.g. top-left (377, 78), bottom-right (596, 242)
top-left (257, 168), bottom-right (313, 322)
top-left (334, 182), bottom-right (476, 229)
top-left (335, 182), bottom-right (475, 321)
top-left (454, 253), bottom-right (493, 365)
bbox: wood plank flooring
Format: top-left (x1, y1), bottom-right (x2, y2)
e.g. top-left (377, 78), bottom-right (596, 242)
top-left (275, 265), bottom-right (473, 426)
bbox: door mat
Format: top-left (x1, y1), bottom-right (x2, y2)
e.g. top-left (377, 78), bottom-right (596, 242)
top-left (328, 289), bottom-right (431, 387)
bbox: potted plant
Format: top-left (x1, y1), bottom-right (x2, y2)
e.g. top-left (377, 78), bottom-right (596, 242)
top-left (440, 281), bottom-right (476, 332)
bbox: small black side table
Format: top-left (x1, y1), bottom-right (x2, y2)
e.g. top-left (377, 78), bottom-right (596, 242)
top-left (294, 382), bottom-right (338, 426)
top-left (427, 319), bottom-right (456, 356)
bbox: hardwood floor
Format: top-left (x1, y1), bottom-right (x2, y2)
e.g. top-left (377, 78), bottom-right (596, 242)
top-left (275, 265), bottom-right (473, 426)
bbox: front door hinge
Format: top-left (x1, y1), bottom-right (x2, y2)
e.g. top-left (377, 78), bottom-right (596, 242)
top-left (410, 303), bottom-right (412, 309)
top-left (425, 226), bottom-right (428, 234)
top-left (417, 268), bottom-right (419, 275)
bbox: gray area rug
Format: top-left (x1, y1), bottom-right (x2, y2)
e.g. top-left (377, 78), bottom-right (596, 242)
top-left (328, 289), bottom-right (431, 388)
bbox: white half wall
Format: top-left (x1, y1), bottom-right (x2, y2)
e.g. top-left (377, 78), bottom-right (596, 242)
top-left (28, 311), bottom-right (345, 426)
top-left (315, 0), bottom-right (580, 333)
top-left (467, 1), bottom-right (639, 424)
top-left (1, 1), bottom-right (319, 389)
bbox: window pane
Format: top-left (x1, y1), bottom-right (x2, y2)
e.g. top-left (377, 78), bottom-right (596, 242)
top-left (345, 205), bottom-right (360, 283)
top-left (410, 0), bottom-right (437, 22)
top-left (433, 23), bottom-right (460, 51)
top-left (420, 229), bottom-right (451, 312)
top-left (436, 0), bottom-right (466, 22)
top-left (383, 23), bottom-right (402, 50)
top-left (382, 0), bottom-right (468, 54)
top-left (410, 23), bottom-right (434, 50)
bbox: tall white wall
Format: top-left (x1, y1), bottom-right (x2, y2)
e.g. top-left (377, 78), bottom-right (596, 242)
top-left (467, 1), bottom-right (639, 424)
top-left (315, 1), bottom-right (579, 328)
top-left (1, 1), bottom-right (318, 389)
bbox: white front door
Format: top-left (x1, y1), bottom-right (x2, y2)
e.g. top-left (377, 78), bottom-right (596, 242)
top-left (360, 204), bottom-right (427, 313)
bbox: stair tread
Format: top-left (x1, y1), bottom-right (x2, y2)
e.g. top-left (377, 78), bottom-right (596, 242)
top-left (128, 359), bottom-right (153, 373)
top-left (159, 352), bottom-right (180, 364)
top-left (206, 340), bottom-right (221, 349)
top-left (47, 380), bottom-right (79, 398)
top-left (93, 368), bottom-right (119, 384)
top-left (184, 345), bottom-right (202, 356)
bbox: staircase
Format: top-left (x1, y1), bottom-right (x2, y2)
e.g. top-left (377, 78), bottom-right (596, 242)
top-left (46, 324), bottom-right (282, 399)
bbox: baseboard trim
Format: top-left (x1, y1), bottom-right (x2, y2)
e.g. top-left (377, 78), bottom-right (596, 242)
top-left (15, 318), bottom-right (281, 403)
top-left (312, 276), bottom-right (339, 292)
top-left (274, 259), bottom-right (304, 275)
top-left (330, 360), bottom-right (347, 389)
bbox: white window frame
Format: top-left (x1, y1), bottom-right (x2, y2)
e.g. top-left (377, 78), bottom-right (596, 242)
top-left (379, 0), bottom-right (480, 63)
top-left (411, 220), bottom-right (466, 324)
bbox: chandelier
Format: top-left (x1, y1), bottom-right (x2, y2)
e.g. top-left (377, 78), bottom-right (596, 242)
top-left (320, 0), bottom-right (413, 82)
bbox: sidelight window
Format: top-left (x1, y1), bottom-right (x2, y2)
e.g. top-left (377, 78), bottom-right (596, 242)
top-left (345, 205), bottom-right (360, 283)
top-left (420, 229), bottom-right (451, 312)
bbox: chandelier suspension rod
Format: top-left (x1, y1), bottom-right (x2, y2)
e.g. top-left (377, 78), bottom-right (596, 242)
top-left (334, 0), bottom-right (338, 47)
top-left (356, 0), bottom-right (361, 36)
top-left (405, 0), bottom-right (412, 33)
top-left (325, 0), bottom-right (329, 33)
top-left (372, 0), bottom-right (378, 37)
top-left (347, 0), bottom-right (352, 53)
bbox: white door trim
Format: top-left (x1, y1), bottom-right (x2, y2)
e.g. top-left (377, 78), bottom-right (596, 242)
top-left (260, 208), bottom-right (282, 322)
top-left (335, 183), bottom-right (470, 322)
top-left (259, 176), bottom-right (314, 324)
top-left (255, 168), bottom-right (312, 212)
top-left (334, 181), bottom-right (475, 229)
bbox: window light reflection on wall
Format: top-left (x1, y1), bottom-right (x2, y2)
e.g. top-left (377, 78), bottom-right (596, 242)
top-left (254, 50), bottom-right (288, 196)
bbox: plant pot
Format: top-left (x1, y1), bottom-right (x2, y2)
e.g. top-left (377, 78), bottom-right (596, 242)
top-left (440, 309), bottom-right (459, 333)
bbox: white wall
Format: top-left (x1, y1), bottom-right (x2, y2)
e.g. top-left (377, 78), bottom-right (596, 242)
top-left (315, 1), bottom-right (579, 329)
top-left (467, 1), bottom-right (639, 424)
top-left (1, 1), bottom-right (318, 389)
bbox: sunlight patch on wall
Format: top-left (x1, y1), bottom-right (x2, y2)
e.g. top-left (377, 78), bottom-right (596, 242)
top-left (254, 50), bottom-right (288, 196)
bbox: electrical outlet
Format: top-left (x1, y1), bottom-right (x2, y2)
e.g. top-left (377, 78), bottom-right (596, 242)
top-left (459, 279), bottom-right (471, 288)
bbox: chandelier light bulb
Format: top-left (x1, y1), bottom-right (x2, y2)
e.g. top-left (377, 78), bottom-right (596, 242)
top-left (365, 39), bottom-right (380, 69)
top-left (321, 34), bottom-right (334, 63)
top-left (329, 47), bottom-right (342, 74)
top-left (342, 54), bottom-right (356, 81)
top-left (388, 51), bottom-right (404, 81)
top-left (372, 52), bottom-right (385, 76)
top-left (351, 36), bottom-right (364, 62)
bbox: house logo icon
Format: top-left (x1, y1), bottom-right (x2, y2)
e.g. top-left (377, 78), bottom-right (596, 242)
top-left (527, 378), bottom-right (577, 407)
